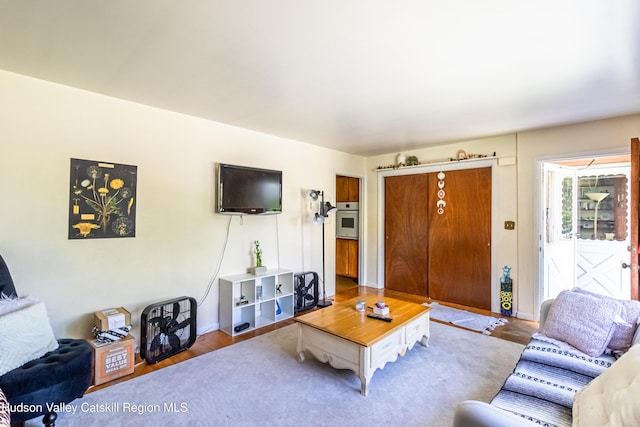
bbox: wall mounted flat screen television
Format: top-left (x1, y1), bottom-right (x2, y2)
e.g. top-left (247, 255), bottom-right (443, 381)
top-left (217, 163), bottom-right (283, 215)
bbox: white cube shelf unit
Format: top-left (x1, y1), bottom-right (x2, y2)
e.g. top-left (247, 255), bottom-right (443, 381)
top-left (219, 268), bottom-right (294, 336)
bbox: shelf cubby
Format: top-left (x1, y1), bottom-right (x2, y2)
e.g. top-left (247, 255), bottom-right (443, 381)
top-left (219, 269), bottom-right (294, 336)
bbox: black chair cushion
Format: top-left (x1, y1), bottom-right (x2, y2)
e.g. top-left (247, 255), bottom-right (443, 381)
top-left (0, 339), bottom-right (93, 422)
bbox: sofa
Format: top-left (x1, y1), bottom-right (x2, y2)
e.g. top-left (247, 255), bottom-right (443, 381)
top-left (454, 289), bottom-right (640, 427)
top-left (0, 254), bottom-right (93, 426)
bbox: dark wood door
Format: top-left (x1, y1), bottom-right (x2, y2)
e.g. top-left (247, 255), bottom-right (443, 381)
top-left (385, 174), bottom-right (430, 295)
top-left (428, 168), bottom-right (492, 309)
top-left (384, 167), bottom-right (492, 309)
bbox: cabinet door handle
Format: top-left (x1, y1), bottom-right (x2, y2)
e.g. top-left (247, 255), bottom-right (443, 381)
top-left (622, 262), bottom-right (630, 269)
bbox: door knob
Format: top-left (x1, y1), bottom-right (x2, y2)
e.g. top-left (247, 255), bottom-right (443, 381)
top-left (622, 262), bottom-right (630, 269)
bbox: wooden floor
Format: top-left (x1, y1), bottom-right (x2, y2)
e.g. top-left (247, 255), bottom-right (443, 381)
top-left (88, 276), bottom-right (538, 394)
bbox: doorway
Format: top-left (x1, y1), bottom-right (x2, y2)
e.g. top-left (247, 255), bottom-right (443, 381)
top-left (335, 174), bottom-right (361, 293)
top-left (540, 154), bottom-right (631, 301)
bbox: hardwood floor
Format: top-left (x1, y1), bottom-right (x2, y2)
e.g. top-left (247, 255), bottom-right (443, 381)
top-left (88, 279), bottom-right (538, 394)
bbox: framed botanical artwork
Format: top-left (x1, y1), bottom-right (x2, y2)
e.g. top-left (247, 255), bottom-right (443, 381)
top-left (69, 158), bottom-right (137, 239)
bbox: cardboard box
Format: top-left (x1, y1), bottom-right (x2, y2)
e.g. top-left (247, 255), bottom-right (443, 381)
top-left (90, 334), bottom-right (135, 385)
top-left (94, 307), bottom-right (131, 331)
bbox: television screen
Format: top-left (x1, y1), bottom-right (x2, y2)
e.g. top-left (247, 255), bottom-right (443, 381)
top-left (217, 163), bottom-right (282, 215)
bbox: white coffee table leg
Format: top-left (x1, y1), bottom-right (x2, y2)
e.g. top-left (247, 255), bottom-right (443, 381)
top-left (419, 334), bottom-right (429, 347)
top-left (296, 324), bottom-right (306, 363)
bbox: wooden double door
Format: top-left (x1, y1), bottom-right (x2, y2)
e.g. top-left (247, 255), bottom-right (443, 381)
top-left (384, 167), bottom-right (492, 309)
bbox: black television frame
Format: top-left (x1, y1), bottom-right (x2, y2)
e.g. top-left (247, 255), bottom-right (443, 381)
top-left (216, 163), bottom-right (283, 215)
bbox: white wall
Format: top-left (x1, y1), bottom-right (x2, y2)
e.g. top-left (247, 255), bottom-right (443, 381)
top-left (516, 114), bottom-right (640, 319)
top-left (2, 69), bottom-right (638, 342)
top-left (0, 70), bottom-right (366, 343)
top-left (365, 114), bottom-right (640, 320)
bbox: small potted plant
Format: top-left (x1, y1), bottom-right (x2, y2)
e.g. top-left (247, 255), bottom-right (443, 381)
top-left (251, 240), bottom-right (267, 275)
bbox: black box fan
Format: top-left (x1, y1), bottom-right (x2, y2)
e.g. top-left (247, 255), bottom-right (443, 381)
top-left (140, 296), bottom-right (197, 364)
top-left (294, 271), bottom-right (319, 312)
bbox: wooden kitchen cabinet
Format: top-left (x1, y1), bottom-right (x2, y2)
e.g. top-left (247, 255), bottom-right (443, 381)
top-left (336, 238), bottom-right (358, 279)
top-left (336, 176), bottom-right (359, 202)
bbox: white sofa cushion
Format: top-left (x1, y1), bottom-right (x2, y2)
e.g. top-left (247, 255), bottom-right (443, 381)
top-left (573, 344), bottom-right (640, 426)
top-left (0, 297), bottom-right (59, 377)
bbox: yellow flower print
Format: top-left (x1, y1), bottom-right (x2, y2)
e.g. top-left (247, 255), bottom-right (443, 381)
top-left (72, 222), bottom-right (100, 237)
top-left (110, 178), bottom-right (124, 190)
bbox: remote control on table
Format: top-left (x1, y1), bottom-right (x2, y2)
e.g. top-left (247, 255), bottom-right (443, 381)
top-left (367, 313), bottom-right (392, 322)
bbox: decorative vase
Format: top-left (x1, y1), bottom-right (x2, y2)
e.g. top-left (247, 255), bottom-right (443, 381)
top-left (251, 266), bottom-right (267, 276)
top-left (500, 265), bottom-right (513, 316)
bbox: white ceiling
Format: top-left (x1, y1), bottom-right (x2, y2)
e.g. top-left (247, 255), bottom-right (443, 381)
top-left (1, 1), bottom-right (638, 156)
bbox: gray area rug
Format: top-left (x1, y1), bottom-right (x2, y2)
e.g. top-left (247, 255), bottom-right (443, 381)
top-left (45, 322), bottom-right (523, 427)
top-left (424, 302), bottom-right (508, 335)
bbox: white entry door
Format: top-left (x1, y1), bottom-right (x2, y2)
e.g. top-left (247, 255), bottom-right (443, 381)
top-left (577, 240), bottom-right (631, 298)
top-left (542, 161), bottom-right (631, 301)
top-left (542, 163), bottom-right (576, 300)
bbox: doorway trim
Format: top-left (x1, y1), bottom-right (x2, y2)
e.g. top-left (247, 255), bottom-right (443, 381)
top-left (334, 169), bottom-right (366, 286)
top-left (533, 147), bottom-right (630, 320)
top-left (376, 158), bottom-right (500, 312)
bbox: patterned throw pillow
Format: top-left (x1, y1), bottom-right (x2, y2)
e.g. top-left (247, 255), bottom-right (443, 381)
top-left (573, 288), bottom-right (640, 353)
top-left (540, 290), bottom-right (621, 357)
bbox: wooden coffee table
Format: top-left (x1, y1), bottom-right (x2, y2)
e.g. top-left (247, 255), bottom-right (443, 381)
top-left (295, 295), bottom-right (430, 396)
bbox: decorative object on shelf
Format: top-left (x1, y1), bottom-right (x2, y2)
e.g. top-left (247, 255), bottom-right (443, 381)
top-left (585, 192), bottom-right (609, 240)
top-left (68, 158), bottom-right (137, 239)
top-left (406, 155), bottom-right (419, 166)
top-left (449, 151), bottom-right (490, 161)
top-left (375, 154), bottom-right (419, 170)
top-left (250, 240), bottom-right (267, 275)
top-left (233, 322), bottom-right (250, 333)
top-left (276, 284), bottom-right (282, 294)
top-left (251, 266), bottom-right (267, 275)
top-left (373, 300), bottom-right (390, 316)
top-left (500, 266), bottom-right (513, 316)
top-left (275, 299), bottom-right (282, 315)
top-left (254, 240), bottom-right (263, 266)
top-left (308, 189), bottom-right (338, 307)
top-left (436, 171), bottom-right (446, 215)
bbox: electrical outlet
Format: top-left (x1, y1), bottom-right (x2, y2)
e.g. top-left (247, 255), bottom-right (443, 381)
top-left (504, 221), bottom-right (515, 230)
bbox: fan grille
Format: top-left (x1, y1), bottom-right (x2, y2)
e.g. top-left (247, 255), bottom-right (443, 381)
top-left (141, 296), bottom-right (197, 364)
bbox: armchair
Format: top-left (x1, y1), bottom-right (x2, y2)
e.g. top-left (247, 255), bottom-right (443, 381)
top-left (0, 254), bottom-right (93, 426)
